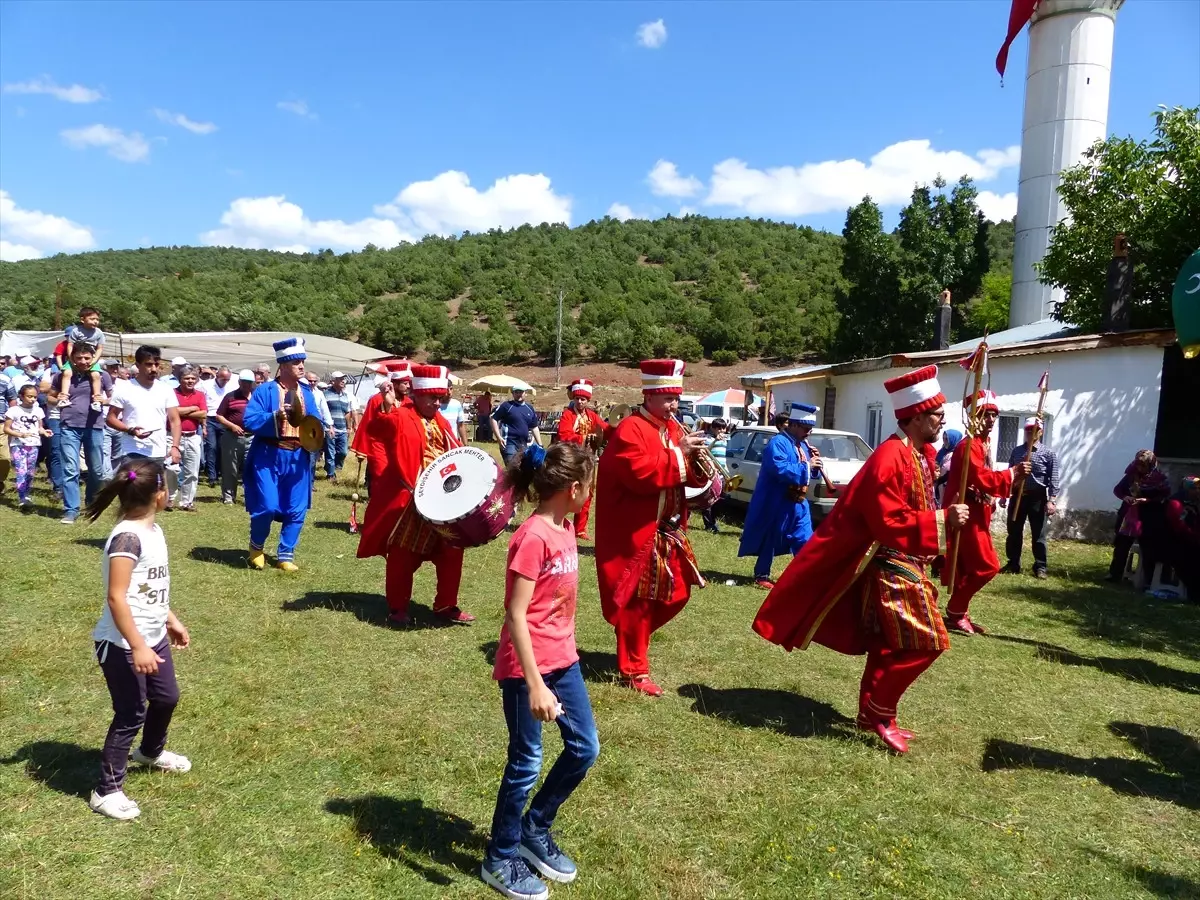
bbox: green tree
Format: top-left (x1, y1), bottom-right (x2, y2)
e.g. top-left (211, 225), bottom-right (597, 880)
top-left (1041, 106), bottom-right (1200, 330)
top-left (962, 271), bottom-right (1012, 337)
top-left (436, 321), bottom-right (489, 364)
top-left (834, 197), bottom-right (902, 359)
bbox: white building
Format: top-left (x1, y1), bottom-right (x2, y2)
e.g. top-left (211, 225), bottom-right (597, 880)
top-left (741, 321), bottom-right (1194, 539)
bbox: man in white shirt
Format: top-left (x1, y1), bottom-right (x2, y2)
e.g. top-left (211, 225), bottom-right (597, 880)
top-left (439, 388), bottom-right (470, 446)
top-left (199, 366), bottom-right (239, 487)
top-left (304, 371), bottom-right (335, 476)
top-left (161, 356), bottom-right (188, 389)
top-left (107, 345), bottom-right (183, 509)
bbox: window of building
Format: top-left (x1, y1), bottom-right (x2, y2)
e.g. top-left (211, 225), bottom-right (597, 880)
top-left (998, 412), bottom-right (1053, 465)
top-left (866, 403), bottom-right (883, 448)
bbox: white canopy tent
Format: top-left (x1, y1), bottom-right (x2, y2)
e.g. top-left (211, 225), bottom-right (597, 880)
top-left (0, 330), bottom-right (390, 374)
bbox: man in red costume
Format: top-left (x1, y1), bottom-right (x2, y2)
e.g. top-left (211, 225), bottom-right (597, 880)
top-left (356, 364), bottom-right (475, 627)
top-left (752, 366), bottom-right (971, 753)
top-left (595, 359), bottom-right (708, 696)
top-left (940, 390), bottom-right (1031, 635)
top-left (555, 378), bottom-right (611, 541)
top-left (351, 361), bottom-right (410, 495)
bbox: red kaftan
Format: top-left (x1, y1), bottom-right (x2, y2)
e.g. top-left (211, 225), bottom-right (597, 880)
top-left (556, 404), bottom-right (611, 535)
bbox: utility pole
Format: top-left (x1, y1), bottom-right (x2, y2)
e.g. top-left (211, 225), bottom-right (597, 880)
top-left (54, 277), bottom-right (69, 331)
top-left (554, 288), bottom-right (564, 388)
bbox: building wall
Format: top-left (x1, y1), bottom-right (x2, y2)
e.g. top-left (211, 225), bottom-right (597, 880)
top-left (769, 346), bottom-right (1165, 538)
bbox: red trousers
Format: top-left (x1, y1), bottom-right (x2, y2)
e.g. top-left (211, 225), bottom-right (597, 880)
top-left (946, 527), bottom-right (1001, 617)
top-left (858, 645), bottom-right (941, 721)
top-left (573, 485), bottom-right (594, 536)
top-left (385, 542), bottom-right (464, 615)
top-left (612, 594), bottom-right (687, 677)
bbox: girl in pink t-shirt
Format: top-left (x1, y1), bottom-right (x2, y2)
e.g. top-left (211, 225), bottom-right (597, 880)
top-left (482, 442), bottom-right (599, 900)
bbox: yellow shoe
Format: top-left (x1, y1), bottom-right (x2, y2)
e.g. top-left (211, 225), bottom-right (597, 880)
top-left (275, 560), bottom-right (299, 572)
top-left (247, 548), bottom-right (266, 570)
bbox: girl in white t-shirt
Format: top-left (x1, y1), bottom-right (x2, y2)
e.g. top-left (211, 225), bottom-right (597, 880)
top-left (85, 457), bottom-right (192, 820)
top-left (4, 384), bottom-right (51, 508)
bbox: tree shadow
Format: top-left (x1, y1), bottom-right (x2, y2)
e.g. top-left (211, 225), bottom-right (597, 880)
top-left (284, 592), bottom-right (442, 630)
top-left (677, 684), bottom-right (855, 740)
top-left (188, 546), bottom-right (249, 569)
top-left (324, 795), bottom-right (485, 886)
top-left (1016, 580), bottom-right (1200, 659)
top-left (0, 740), bottom-right (101, 799)
top-left (73, 537), bottom-right (108, 550)
top-left (988, 633), bottom-right (1200, 695)
top-left (981, 722), bottom-right (1200, 810)
top-left (478, 641), bottom-right (619, 683)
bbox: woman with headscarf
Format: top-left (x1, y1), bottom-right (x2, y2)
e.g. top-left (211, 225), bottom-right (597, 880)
top-left (1163, 475), bottom-right (1200, 598)
top-left (1106, 449), bottom-right (1172, 583)
top-left (934, 429), bottom-right (963, 506)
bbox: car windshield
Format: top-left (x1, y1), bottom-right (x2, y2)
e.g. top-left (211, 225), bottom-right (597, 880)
top-left (808, 434), bottom-right (872, 461)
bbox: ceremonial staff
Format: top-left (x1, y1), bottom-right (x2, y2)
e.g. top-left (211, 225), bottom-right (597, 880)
top-left (946, 341), bottom-right (988, 590)
top-left (1011, 369), bottom-right (1050, 522)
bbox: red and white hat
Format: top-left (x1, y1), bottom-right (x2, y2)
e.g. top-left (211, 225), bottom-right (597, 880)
top-left (568, 378), bottom-right (594, 398)
top-left (884, 365), bottom-right (945, 419)
top-left (388, 360), bottom-right (413, 381)
top-left (411, 364), bottom-right (449, 394)
top-left (968, 389), bottom-right (999, 413)
top-left (640, 359), bottom-right (685, 395)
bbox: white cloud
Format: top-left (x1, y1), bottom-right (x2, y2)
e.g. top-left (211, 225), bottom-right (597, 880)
top-left (976, 190), bottom-right (1018, 222)
top-left (647, 159), bottom-right (702, 198)
top-left (3, 75), bottom-right (103, 103)
top-left (704, 140), bottom-right (1022, 216)
top-left (636, 19), bottom-right (667, 49)
top-left (277, 99), bottom-right (316, 119)
top-left (61, 124), bottom-right (150, 162)
top-left (374, 171), bottom-right (571, 234)
top-left (201, 196), bottom-right (415, 252)
top-left (0, 189), bottom-right (96, 260)
top-left (152, 108), bottom-right (217, 134)
top-left (607, 203), bottom-right (637, 221)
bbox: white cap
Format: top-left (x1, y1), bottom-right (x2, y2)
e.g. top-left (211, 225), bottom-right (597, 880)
top-left (171, 356), bottom-right (187, 366)
top-left (1024, 416), bottom-right (1041, 429)
top-left (238, 369), bottom-right (255, 381)
top-left (317, 381), bottom-right (329, 390)
top-left (330, 370), bottom-right (346, 379)
top-left (19, 355), bottom-right (36, 365)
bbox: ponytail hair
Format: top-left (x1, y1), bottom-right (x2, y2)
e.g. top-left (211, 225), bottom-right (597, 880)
top-left (86, 457), bottom-right (165, 522)
top-left (505, 441), bottom-right (594, 506)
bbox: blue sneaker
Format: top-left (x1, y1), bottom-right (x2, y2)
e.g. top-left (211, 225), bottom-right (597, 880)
top-left (519, 827), bottom-right (578, 884)
top-left (480, 856), bottom-right (549, 900)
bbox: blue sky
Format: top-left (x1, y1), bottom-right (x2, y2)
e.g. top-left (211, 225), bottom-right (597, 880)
top-left (1, 0), bottom-right (1196, 260)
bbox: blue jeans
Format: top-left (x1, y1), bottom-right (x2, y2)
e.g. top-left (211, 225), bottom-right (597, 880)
top-left (501, 439), bottom-right (529, 468)
top-left (486, 662), bottom-right (599, 862)
top-left (60, 425), bottom-right (106, 517)
top-left (204, 422), bottom-right (224, 484)
top-left (102, 427), bottom-right (120, 480)
top-left (42, 417), bottom-right (63, 494)
top-left (324, 430), bottom-right (348, 478)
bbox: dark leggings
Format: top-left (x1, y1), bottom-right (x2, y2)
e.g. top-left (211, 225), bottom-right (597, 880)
top-left (95, 637), bottom-right (179, 796)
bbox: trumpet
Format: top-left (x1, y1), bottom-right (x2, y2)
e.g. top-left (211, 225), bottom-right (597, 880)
top-left (677, 416), bottom-right (726, 489)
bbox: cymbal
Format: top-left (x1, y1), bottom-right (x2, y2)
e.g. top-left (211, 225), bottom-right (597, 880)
top-left (298, 415), bottom-right (325, 452)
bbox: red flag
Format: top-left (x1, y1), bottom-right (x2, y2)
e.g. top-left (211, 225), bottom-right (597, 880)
top-left (1037, 370), bottom-right (1049, 391)
top-left (997, 0), bottom-right (1040, 78)
top-left (958, 346), bottom-right (981, 371)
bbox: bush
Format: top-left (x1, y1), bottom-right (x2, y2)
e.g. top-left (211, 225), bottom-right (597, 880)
top-left (712, 349), bottom-right (739, 366)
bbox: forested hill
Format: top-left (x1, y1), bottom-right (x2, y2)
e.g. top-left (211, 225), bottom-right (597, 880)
top-left (0, 213), bottom-right (1013, 365)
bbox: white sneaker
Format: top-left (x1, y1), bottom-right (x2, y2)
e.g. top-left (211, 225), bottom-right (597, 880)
top-left (89, 789), bottom-right (141, 820)
top-left (130, 747), bottom-right (192, 773)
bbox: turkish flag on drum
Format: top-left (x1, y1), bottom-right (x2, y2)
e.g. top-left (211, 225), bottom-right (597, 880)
top-left (439, 462), bottom-right (458, 478)
top-left (996, 0), bottom-right (1040, 78)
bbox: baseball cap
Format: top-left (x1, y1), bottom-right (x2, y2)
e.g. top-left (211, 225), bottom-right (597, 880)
top-left (19, 355), bottom-right (36, 365)
top-left (171, 356), bottom-right (187, 366)
top-left (238, 369), bottom-right (255, 382)
top-left (102, 358), bottom-right (119, 367)
top-left (330, 371), bottom-right (346, 379)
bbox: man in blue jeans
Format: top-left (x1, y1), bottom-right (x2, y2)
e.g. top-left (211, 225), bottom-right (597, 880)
top-left (490, 386), bottom-right (542, 467)
top-left (322, 372), bottom-right (359, 481)
top-left (50, 342), bottom-right (113, 523)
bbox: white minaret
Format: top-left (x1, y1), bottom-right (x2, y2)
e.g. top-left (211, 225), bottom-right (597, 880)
top-left (1009, 0), bottom-right (1123, 328)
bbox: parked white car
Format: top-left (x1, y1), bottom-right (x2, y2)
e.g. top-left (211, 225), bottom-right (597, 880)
top-left (722, 425), bottom-right (873, 522)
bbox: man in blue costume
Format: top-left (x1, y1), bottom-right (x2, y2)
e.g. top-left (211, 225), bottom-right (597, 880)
top-left (739, 402), bottom-right (821, 590)
top-left (243, 337), bottom-right (320, 572)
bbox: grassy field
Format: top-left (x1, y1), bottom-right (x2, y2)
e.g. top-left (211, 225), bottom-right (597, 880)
top-left (2, 472), bottom-right (1198, 900)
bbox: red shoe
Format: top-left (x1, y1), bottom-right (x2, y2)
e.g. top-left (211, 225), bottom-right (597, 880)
top-left (577, 532), bottom-right (593, 542)
top-left (386, 612), bottom-right (414, 628)
top-left (435, 607), bottom-right (476, 625)
top-left (873, 720), bottom-right (910, 754)
top-left (754, 578), bottom-right (776, 590)
top-left (623, 675), bottom-right (664, 697)
top-left (945, 613), bottom-right (985, 635)
top-left (857, 713), bottom-right (914, 741)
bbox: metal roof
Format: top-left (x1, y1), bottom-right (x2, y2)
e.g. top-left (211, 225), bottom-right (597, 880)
top-left (947, 319), bottom-right (1079, 351)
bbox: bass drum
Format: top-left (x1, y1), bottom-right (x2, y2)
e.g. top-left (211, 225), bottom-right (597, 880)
top-left (414, 446), bottom-right (516, 548)
top-left (685, 473), bottom-right (724, 511)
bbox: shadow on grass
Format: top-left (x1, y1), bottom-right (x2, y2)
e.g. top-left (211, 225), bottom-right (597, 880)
top-left (982, 722), bottom-right (1200, 810)
top-left (189, 546), bottom-right (248, 569)
top-left (700, 570), bottom-right (752, 586)
top-left (324, 795), bottom-right (485, 885)
top-left (677, 684), bottom-right (854, 739)
top-left (988, 633), bottom-right (1200, 695)
top-left (478, 641), bottom-right (619, 682)
top-left (1126, 864), bottom-right (1200, 900)
top-left (284, 592), bottom-right (445, 630)
top-left (310, 520), bottom-right (354, 531)
top-left (1, 741), bottom-right (100, 798)
top-left (1017, 579), bottom-right (1200, 659)
top-left (73, 537), bottom-right (108, 550)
